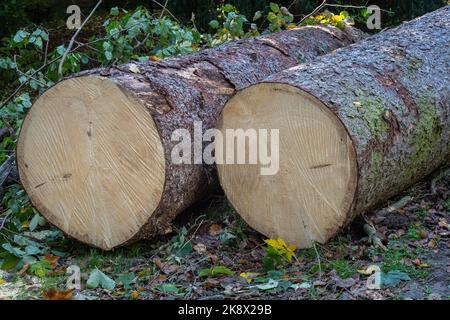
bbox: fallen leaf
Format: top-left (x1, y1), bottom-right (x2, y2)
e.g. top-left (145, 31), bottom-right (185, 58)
top-left (427, 239), bottom-right (437, 248)
top-left (193, 243), bottom-right (207, 253)
top-left (254, 279), bottom-right (278, 290)
top-left (153, 257), bottom-right (163, 269)
top-left (128, 64), bottom-right (140, 73)
top-left (203, 278), bottom-right (220, 288)
top-left (0, 278), bottom-right (6, 285)
top-left (209, 224), bottom-right (222, 236)
top-left (198, 266), bottom-right (234, 278)
top-left (240, 272), bottom-right (259, 283)
top-left (149, 55), bottom-right (160, 61)
top-left (18, 263), bottom-right (29, 275)
top-left (208, 254), bottom-right (219, 264)
top-left (290, 282), bottom-right (311, 290)
top-left (130, 291), bottom-right (140, 299)
top-left (87, 268), bottom-right (116, 290)
top-left (43, 288), bottom-right (73, 300)
top-left (381, 270), bottom-right (410, 287)
top-left (44, 254), bottom-right (59, 267)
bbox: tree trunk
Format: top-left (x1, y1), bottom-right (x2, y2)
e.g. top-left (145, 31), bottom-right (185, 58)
top-left (217, 7), bottom-right (450, 248)
top-left (17, 25), bottom-right (365, 250)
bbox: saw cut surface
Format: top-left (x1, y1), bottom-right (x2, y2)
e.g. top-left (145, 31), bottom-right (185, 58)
top-left (17, 76), bottom-right (166, 250)
top-left (217, 83), bottom-right (357, 248)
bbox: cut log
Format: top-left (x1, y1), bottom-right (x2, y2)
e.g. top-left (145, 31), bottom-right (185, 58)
top-left (217, 7), bottom-right (450, 248)
top-left (17, 25), bottom-right (365, 250)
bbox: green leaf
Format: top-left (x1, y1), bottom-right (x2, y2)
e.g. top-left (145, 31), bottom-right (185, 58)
top-left (110, 7), bottom-right (120, 16)
top-left (198, 266), bottom-right (234, 278)
top-left (0, 253), bottom-right (20, 270)
top-left (253, 11), bottom-right (262, 21)
top-left (56, 45), bottom-right (66, 56)
top-left (2, 243), bottom-right (25, 257)
top-left (87, 268), bottom-right (116, 290)
top-left (223, 4), bottom-right (234, 13)
top-left (255, 279), bottom-right (279, 290)
top-left (209, 20), bottom-right (220, 29)
top-left (29, 213), bottom-right (40, 231)
top-left (117, 273), bottom-right (135, 290)
top-left (381, 270), bottom-right (410, 287)
top-left (269, 3), bottom-right (280, 13)
top-left (155, 283), bottom-right (181, 295)
top-left (34, 37), bottom-right (43, 49)
top-left (13, 30), bottom-right (29, 43)
top-left (104, 51), bottom-right (113, 61)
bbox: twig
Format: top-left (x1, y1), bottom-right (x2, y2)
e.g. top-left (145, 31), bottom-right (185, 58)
top-left (0, 7), bottom-right (172, 110)
top-left (0, 155), bottom-right (15, 187)
top-left (58, 0), bottom-right (103, 79)
top-left (324, 4), bottom-right (394, 14)
top-left (147, 218), bottom-right (206, 288)
top-left (151, 0), bottom-right (179, 22)
top-left (300, 0), bottom-right (327, 24)
top-left (386, 195), bottom-right (413, 213)
top-left (311, 241), bottom-right (322, 278)
top-left (0, 212), bottom-right (11, 232)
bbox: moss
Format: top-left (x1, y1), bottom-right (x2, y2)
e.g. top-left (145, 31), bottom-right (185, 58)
top-left (354, 93), bottom-right (390, 140)
top-left (368, 150), bottom-right (384, 184)
top-left (410, 96), bottom-right (441, 170)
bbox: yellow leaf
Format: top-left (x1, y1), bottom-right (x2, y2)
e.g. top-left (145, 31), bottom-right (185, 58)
top-left (240, 272), bottom-right (259, 283)
top-left (357, 269), bottom-right (372, 275)
top-left (331, 15), bottom-right (344, 23)
top-left (131, 291), bottom-right (140, 299)
top-left (264, 238), bottom-right (297, 262)
top-left (0, 279), bottom-right (7, 285)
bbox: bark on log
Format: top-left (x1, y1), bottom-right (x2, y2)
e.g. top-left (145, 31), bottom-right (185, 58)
top-left (217, 6), bottom-right (450, 248)
top-left (17, 25), bottom-right (365, 250)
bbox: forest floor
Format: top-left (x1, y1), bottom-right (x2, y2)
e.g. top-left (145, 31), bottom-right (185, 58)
top-left (0, 169), bottom-right (449, 300)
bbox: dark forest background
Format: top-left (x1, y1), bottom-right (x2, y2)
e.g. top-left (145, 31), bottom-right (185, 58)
top-left (1, 0), bottom-right (447, 39)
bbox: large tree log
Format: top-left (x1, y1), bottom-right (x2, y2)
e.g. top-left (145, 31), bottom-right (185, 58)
top-left (17, 25), bottom-right (365, 250)
top-left (217, 7), bottom-right (450, 248)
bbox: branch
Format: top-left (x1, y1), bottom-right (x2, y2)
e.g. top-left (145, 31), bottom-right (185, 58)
top-left (299, 0), bottom-right (327, 24)
top-left (58, 0), bottom-right (103, 79)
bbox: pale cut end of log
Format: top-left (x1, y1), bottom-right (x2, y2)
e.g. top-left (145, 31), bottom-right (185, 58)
top-left (17, 76), bottom-right (166, 250)
top-left (217, 83), bottom-right (358, 248)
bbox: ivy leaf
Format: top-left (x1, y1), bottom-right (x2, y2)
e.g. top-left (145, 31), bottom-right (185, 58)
top-left (87, 268), bottom-right (116, 290)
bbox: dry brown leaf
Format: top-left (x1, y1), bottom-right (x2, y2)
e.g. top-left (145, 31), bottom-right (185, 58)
top-left (208, 254), bottom-right (219, 264)
top-left (43, 288), bottom-right (73, 300)
top-left (44, 254), bottom-right (59, 267)
top-left (193, 243), bottom-right (207, 253)
top-left (209, 224), bottom-right (222, 236)
top-left (131, 291), bottom-right (140, 299)
top-left (18, 263), bottom-right (29, 275)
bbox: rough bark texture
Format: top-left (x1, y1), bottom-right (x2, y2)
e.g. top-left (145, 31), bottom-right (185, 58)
top-left (261, 7), bottom-right (450, 227)
top-left (67, 25), bottom-right (365, 246)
